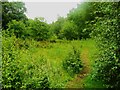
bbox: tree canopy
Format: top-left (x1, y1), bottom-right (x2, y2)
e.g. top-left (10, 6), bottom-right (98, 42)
top-left (2, 1), bottom-right (27, 29)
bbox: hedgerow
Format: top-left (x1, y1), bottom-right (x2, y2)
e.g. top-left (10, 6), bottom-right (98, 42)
top-left (91, 2), bottom-right (120, 88)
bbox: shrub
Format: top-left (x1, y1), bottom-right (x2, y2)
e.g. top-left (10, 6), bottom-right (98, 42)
top-left (59, 21), bottom-right (78, 40)
top-left (91, 2), bottom-right (120, 88)
top-left (5, 17), bottom-right (51, 41)
top-left (6, 20), bottom-right (26, 38)
top-left (2, 35), bottom-right (50, 89)
top-left (63, 46), bottom-right (83, 76)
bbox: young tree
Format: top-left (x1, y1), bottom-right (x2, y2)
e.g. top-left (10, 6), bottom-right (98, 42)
top-left (49, 16), bottom-right (65, 39)
top-left (2, 1), bottom-right (27, 29)
top-left (6, 20), bottom-right (26, 38)
top-left (29, 17), bottom-right (50, 41)
top-left (67, 2), bottom-right (94, 39)
top-left (60, 20), bottom-right (78, 40)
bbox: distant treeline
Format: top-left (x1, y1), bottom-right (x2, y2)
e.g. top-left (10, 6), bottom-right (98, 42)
top-left (2, 1), bottom-right (96, 41)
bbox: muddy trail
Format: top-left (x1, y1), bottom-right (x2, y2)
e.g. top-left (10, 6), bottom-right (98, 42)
top-left (66, 48), bottom-right (91, 88)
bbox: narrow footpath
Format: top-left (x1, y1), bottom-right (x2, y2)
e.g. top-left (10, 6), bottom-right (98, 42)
top-left (66, 48), bottom-right (91, 88)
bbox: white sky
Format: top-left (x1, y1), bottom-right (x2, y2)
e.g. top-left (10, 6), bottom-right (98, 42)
top-left (8, 0), bottom-right (119, 23)
top-left (8, 0), bottom-right (83, 23)
top-left (25, 2), bottom-right (81, 23)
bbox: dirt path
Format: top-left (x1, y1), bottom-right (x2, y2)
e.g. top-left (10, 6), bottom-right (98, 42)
top-left (66, 48), bottom-right (91, 88)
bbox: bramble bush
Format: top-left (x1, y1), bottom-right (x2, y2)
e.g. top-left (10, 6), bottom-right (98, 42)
top-left (2, 35), bottom-right (50, 89)
top-left (63, 46), bottom-right (83, 76)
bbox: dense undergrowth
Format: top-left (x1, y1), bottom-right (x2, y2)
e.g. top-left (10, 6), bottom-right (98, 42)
top-left (2, 35), bottom-right (86, 89)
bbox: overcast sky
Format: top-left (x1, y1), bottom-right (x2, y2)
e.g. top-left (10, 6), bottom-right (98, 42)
top-left (8, 0), bottom-right (83, 23)
top-left (25, 2), bottom-right (81, 23)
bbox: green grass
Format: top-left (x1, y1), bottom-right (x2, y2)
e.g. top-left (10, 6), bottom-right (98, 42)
top-left (4, 38), bottom-right (104, 88)
top-left (29, 39), bottom-right (102, 88)
top-left (79, 39), bottom-right (105, 88)
top-left (55, 39), bottom-right (104, 88)
top-left (29, 39), bottom-right (104, 88)
top-left (17, 40), bottom-right (74, 88)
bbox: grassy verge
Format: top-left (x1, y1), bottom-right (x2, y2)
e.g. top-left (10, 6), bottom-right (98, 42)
top-left (80, 39), bottom-right (105, 88)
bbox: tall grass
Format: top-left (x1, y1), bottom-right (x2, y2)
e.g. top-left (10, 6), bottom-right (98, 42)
top-left (2, 36), bottom-right (103, 88)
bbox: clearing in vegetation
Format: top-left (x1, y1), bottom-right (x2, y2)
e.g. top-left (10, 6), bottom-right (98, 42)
top-left (2, 36), bottom-right (104, 88)
top-left (31, 39), bottom-right (103, 88)
top-left (2, 1), bottom-right (119, 89)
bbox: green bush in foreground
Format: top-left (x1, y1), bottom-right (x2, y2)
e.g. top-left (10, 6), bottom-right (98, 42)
top-left (2, 35), bottom-right (72, 88)
top-left (63, 46), bottom-right (83, 76)
top-left (2, 35), bottom-right (50, 89)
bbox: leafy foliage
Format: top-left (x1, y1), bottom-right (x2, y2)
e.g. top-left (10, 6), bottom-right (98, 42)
top-left (28, 18), bottom-right (50, 41)
top-left (5, 17), bottom-right (50, 41)
top-left (90, 2), bottom-right (120, 88)
top-left (2, 1), bottom-right (120, 88)
top-left (2, 1), bottom-right (27, 29)
top-left (6, 20), bottom-right (26, 38)
top-left (49, 16), bottom-right (65, 39)
top-left (67, 2), bottom-right (94, 39)
top-left (49, 3), bottom-right (95, 40)
top-left (2, 35), bottom-right (50, 89)
top-left (59, 20), bottom-right (78, 40)
top-left (2, 34), bottom-right (73, 89)
top-left (63, 46), bottom-right (83, 76)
